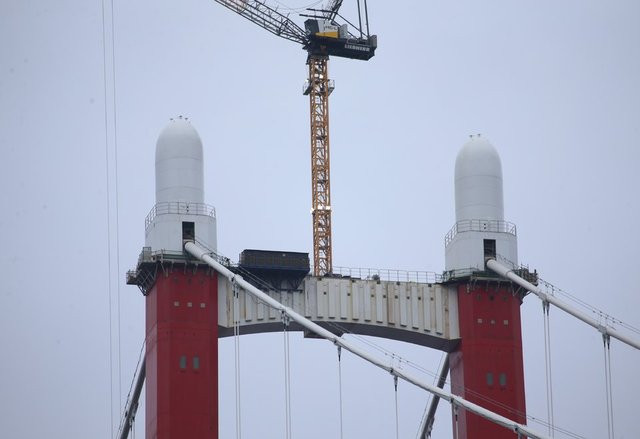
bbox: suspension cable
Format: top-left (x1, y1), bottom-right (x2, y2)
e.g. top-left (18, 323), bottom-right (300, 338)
top-left (111, 0), bottom-right (122, 412)
top-left (337, 346), bottom-right (344, 439)
top-left (100, 0), bottom-right (115, 434)
top-left (393, 375), bottom-right (400, 439)
top-left (452, 404), bottom-right (459, 439)
top-left (282, 312), bottom-right (292, 439)
top-left (602, 334), bottom-right (614, 439)
top-left (233, 280), bottom-right (242, 439)
top-left (542, 301), bottom-right (555, 437)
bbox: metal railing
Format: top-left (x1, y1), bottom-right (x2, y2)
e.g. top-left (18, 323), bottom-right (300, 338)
top-left (444, 219), bottom-right (517, 246)
top-left (145, 202), bottom-right (216, 230)
top-left (321, 266), bottom-right (443, 283)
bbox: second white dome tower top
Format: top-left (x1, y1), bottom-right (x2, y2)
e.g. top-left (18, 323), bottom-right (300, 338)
top-left (455, 135), bottom-right (504, 222)
top-left (155, 116), bottom-right (205, 204)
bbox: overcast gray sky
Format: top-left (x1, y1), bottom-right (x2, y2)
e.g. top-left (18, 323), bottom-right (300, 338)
top-left (1, 1), bottom-right (639, 438)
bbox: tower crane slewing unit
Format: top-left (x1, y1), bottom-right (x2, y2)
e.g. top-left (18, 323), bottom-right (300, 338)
top-left (212, 0), bottom-right (377, 276)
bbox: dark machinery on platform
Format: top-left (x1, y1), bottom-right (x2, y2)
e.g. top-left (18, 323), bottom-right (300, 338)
top-left (237, 249), bottom-right (310, 290)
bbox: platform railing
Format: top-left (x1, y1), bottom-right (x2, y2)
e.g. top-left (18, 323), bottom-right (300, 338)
top-left (327, 266), bottom-right (443, 283)
top-left (145, 202), bottom-right (216, 230)
top-left (444, 219), bottom-right (517, 246)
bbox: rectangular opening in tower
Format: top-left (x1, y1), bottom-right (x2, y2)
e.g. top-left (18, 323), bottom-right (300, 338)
top-left (484, 239), bottom-right (496, 259)
top-left (182, 221), bottom-right (195, 243)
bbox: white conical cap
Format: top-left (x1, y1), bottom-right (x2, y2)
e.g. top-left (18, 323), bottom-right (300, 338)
top-left (155, 116), bottom-right (204, 204)
top-left (454, 135), bottom-right (504, 221)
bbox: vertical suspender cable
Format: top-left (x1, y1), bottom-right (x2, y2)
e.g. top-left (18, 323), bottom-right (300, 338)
top-left (542, 301), bottom-right (555, 437)
top-left (108, 0), bottom-right (123, 414)
top-left (282, 312), bottom-right (292, 439)
top-left (394, 375), bottom-right (400, 439)
top-left (452, 404), bottom-right (459, 439)
top-left (602, 334), bottom-right (614, 439)
top-left (337, 346), bottom-right (344, 439)
top-left (606, 341), bottom-right (615, 439)
top-left (233, 281), bottom-right (242, 439)
top-left (100, 0), bottom-right (114, 435)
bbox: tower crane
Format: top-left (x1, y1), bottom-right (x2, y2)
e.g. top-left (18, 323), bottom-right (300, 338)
top-left (213, 0), bottom-right (377, 276)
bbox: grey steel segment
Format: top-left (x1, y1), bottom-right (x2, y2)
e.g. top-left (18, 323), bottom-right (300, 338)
top-left (216, 273), bottom-right (459, 351)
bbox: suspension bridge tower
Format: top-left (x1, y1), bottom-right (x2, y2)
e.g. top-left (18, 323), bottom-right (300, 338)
top-left (444, 135), bottom-right (527, 438)
top-left (128, 117), bottom-right (219, 438)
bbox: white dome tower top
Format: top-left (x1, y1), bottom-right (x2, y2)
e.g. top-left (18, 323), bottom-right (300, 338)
top-left (445, 135), bottom-right (517, 272)
top-left (454, 135), bottom-right (504, 222)
top-left (155, 116), bottom-right (204, 204)
top-left (145, 117), bottom-right (217, 253)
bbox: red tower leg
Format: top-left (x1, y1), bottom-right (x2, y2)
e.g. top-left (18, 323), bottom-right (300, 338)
top-left (449, 281), bottom-right (526, 438)
top-left (145, 266), bottom-right (218, 439)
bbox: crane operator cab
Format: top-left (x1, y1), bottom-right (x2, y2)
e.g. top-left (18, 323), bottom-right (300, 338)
top-left (304, 18), bottom-right (377, 60)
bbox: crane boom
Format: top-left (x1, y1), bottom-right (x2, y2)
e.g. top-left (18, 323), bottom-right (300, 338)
top-left (213, 0), bottom-right (376, 276)
top-left (212, 0), bottom-right (306, 44)
top-left (323, 0), bottom-right (344, 21)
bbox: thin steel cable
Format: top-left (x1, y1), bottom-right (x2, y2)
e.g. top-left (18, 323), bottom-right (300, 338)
top-left (282, 313), bottom-right (292, 439)
top-left (543, 302), bottom-right (555, 437)
top-left (287, 328), bottom-right (292, 438)
top-left (547, 308), bottom-right (555, 437)
top-left (393, 375), bottom-right (400, 439)
top-left (108, 0), bottom-right (123, 414)
top-left (337, 346), bottom-right (344, 439)
top-left (116, 338), bottom-right (145, 437)
top-left (272, 0), bottom-right (323, 12)
top-left (603, 336), bottom-right (611, 439)
top-left (233, 282), bottom-right (242, 439)
top-left (603, 335), bottom-right (614, 439)
top-left (607, 344), bottom-right (615, 439)
top-left (452, 405), bottom-right (459, 439)
top-left (100, 0), bottom-right (114, 435)
top-left (415, 352), bottom-right (444, 439)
